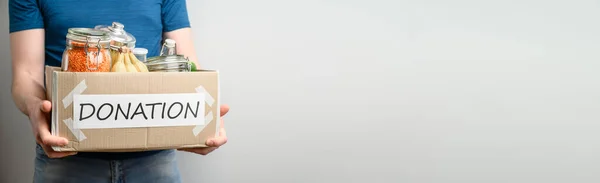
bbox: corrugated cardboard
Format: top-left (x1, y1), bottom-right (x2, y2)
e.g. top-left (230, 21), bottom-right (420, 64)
top-left (44, 66), bottom-right (219, 152)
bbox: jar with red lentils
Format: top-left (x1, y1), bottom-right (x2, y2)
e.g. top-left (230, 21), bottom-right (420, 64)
top-left (61, 28), bottom-right (112, 72)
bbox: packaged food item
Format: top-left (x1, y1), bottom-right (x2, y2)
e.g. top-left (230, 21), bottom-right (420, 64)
top-left (132, 48), bottom-right (148, 62)
top-left (61, 28), bottom-right (112, 72)
top-left (123, 49), bottom-right (138, 72)
top-left (94, 22), bottom-right (136, 65)
top-left (111, 47), bottom-right (149, 73)
top-left (130, 50), bottom-right (149, 72)
top-left (145, 55), bottom-right (191, 72)
top-left (111, 50), bottom-right (127, 72)
top-left (189, 61), bottom-right (198, 71)
top-left (159, 39), bottom-right (177, 56)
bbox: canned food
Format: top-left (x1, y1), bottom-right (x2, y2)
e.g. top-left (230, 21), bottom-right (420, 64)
top-left (145, 55), bottom-right (191, 72)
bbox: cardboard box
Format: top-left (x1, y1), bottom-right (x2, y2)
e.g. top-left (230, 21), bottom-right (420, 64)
top-left (44, 66), bottom-right (220, 152)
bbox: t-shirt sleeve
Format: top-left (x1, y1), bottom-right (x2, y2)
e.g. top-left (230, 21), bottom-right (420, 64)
top-left (9, 0), bottom-right (44, 33)
top-left (162, 0), bottom-right (192, 32)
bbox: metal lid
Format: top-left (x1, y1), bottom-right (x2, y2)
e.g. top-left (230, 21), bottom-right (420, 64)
top-left (66, 28), bottom-right (111, 43)
top-left (145, 55), bottom-right (191, 72)
top-left (95, 22), bottom-right (136, 49)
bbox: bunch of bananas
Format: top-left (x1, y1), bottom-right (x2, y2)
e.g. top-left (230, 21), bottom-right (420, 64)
top-left (111, 47), bottom-right (149, 72)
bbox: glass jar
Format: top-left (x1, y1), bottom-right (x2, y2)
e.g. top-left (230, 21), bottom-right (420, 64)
top-left (133, 48), bottom-right (148, 63)
top-left (159, 39), bottom-right (177, 56)
top-left (145, 55), bottom-right (191, 72)
top-left (61, 28), bottom-right (112, 72)
top-left (94, 22), bottom-right (136, 65)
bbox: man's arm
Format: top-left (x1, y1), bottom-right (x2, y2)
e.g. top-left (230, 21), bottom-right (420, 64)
top-left (161, 0), bottom-right (198, 67)
top-left (164, 28), bottom-right (200, 69)
top-left (9, 0), bottom-right (73, 158)
top-left (11, 29), bottom-right (74, 158)
top-left (11, 29), bottom-right (46, 115)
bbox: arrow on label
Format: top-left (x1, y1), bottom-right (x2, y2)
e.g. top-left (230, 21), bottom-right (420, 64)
top-left (63, 80), bottom-right (87, 109)
top-left (63, 118), bottom-right (87, 141)
top-left (195, 86), bottom-right (215, 107)
top-left (194, 86), bottom-right (215, 136)
top-left (61, 80), bottom-right (88, 142)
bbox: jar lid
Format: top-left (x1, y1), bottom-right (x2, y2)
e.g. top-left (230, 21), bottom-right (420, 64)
top-left (164, 39), bottom-right (176, 47)
top-left (67, 28), bottom-right (111, 43)
top-left (145, 55), bottom-right (191, 72)
top-left (95, 22), bottom-right (136, 48)
top-left (133, 48), bottom-right (148, 55)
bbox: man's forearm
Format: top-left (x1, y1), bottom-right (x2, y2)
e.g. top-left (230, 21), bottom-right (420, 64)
top-left (10, 29), bottom-right (47, 116)
top-left (12, 71), bottom-right (47, 116)
top-left (163, 28), bottom-right (200, 68)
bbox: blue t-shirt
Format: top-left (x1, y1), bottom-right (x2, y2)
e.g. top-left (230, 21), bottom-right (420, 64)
top-left (9, 0), bottom-right (191, 160)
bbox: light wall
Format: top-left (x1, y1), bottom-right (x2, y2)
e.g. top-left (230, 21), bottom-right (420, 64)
top-left (2, 0), bottom-right (600, 183)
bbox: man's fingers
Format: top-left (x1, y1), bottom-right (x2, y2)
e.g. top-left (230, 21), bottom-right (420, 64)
top-left (219, 127), bottom-right (227, 138)
top-left (46, 150), bottom-right (77, 158)
top-left (220, 104), bottom-right (230, 117)
top-left (36, 114), bottom-right (68, 147)
top-left (207, 130), bottom-right (227, 147)
top-left (32, 99), bottom-right (72, 159)
top-left (40, 133), bottom-right (69, 147)
top-left (41, 145), bottom-right (76, 158)
top-left (41, 100), bottom-right (52, 113)
top-left (179, 147), bottom-right (218, 155)
top-left (200, 147), bottom-right (218, 155)
top-left (34, 100), bottom-right (68, 147)
top-left (38, 127), bottom-right (73, 158)
top-left (219, 117), bottom-right (225, 129)
top-left (38, 128), bottom-right (68, 147)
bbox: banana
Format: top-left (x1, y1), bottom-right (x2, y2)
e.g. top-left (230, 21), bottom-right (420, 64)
top-left (124, 50), bottom-right (138, 73)
top-left (129, 52), bottom-right (149, 72)
top-left (111, 50), bottom-right (119, 68)
top-left (111, 52), bottom-right (127, 72)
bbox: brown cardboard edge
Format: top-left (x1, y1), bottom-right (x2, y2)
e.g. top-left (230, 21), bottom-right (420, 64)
top-left (215, 70), bottom-right (221, 137)
top-left (51, 70), bottom-right (61, 151)
top-left (53, 141), bottom-right (208, 152)
top-left (75, 144), bottom-right (208, 152)
top-left (44, 66), bottom-right (66, 152)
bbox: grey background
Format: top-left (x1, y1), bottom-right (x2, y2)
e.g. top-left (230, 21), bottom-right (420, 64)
top-left (2, 0), bottom-right (600, 182)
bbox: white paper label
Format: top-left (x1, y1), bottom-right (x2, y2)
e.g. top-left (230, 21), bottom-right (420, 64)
top-left (73, 93), bottom-right (205, 129)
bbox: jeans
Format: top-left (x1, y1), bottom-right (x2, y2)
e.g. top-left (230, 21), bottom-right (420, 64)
top-left (33, 144), bottom-right (182, 183)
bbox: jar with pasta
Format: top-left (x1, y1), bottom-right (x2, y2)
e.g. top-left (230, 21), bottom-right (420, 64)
top-left (61, 28), bottom-right (112, 72)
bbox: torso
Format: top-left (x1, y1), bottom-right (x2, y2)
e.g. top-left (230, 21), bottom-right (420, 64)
top-left (40, 0), bottom-right (165, 67)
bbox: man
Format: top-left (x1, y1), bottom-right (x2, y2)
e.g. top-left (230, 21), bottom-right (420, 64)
top-left (9, 0), bottom-right (230, 182)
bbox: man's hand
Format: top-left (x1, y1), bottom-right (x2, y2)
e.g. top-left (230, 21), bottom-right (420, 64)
top-left (178, 104), bottom-right (230, 155)
top-left (29, 100), bottom-right (76, 158)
